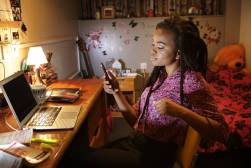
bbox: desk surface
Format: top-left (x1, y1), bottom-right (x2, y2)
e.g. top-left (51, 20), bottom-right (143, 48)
top-left (0, 79), bottom-right (104, 168)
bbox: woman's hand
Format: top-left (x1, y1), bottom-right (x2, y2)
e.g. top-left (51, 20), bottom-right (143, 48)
top-left (103, 71), bottom-right (120, 95)
top-left (155, 98), bottom-right (186, 117)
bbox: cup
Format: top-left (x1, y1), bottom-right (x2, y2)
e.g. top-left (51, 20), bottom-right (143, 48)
top-left (31, 85), bottom-right (47, 104)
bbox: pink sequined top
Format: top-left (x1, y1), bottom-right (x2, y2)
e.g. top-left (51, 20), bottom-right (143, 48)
top-left (133, 70), bottom-right (228, 146)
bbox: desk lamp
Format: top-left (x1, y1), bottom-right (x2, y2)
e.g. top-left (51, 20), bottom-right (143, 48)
top-left (27, 46), bottom-right (48, 103)
top-left (26, 46), bottom-right (48, 85)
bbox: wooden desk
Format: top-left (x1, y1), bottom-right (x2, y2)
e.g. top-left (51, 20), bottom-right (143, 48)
top-left (117, 75), bottom-right (144, 104)
top-left (0, 79), bottom-right (107, 168)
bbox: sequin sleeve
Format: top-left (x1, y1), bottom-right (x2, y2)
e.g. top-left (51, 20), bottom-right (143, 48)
top-left (184, 72), bottom-right (229, 142)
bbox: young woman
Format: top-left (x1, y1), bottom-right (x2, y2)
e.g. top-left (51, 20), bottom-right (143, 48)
top-left (85, 17), bottom-right (229, 168)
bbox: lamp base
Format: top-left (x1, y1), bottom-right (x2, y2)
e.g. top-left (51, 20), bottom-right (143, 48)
top-left (30, 84), bottom-right (47, 104)
top-left (31, 68), bottom-right (45, 85)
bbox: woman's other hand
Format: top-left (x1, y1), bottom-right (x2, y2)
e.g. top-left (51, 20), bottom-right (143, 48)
top-left (155, 98), bottom-right (185, 117)
top-left (103, 71), bottom-right (120, 95)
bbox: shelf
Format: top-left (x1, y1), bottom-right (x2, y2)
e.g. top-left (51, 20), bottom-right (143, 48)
top-left (79, 14), bottom-right (225, 21)
top-left (0, 21), bottom-right (21, 28)
top-left (81, 0), bottom-right (225, 20)
top-left (0, 42), bottom-right (11, 45)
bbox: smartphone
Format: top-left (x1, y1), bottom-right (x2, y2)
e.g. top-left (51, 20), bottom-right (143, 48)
top-left (100, 63), bottom-right (115, 90)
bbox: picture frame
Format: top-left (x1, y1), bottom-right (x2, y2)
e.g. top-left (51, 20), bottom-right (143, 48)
top-left (11, 28), bottom-right (19, 43)
top-left (101, 6), bottom-right (115, 19)
top-left (11, 7), bottom-right (22, 21)
top-left (0, 28), bottom-right (11, 43)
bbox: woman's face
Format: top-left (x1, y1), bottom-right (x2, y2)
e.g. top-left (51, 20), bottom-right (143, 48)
top-left (150, 28), bottom-right (177, 67)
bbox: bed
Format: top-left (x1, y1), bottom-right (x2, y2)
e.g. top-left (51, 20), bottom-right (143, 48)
top-left (195, 68), bottom-right (251, 168)
top-left (208, 68), bottom-right (251, 149)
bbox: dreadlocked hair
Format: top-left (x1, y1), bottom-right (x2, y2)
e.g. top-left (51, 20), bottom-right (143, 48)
top-left (145, 17), bottom-right (208, 106)
top-left (138, 66), bottom-right (167, 121)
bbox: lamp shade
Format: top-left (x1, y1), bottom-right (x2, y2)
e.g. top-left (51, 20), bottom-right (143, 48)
top-left (27, 46), bottom-right (48, 68)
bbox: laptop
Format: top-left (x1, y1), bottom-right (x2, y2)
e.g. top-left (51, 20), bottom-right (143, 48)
top-left (0, 71), bottom-right (81, 130)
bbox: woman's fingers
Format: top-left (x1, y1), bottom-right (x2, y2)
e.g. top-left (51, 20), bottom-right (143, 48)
top-left (103, 79), bottom-right (118, 94)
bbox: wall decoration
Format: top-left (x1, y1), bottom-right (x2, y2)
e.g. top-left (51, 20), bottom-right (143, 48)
top-left (9, 0), bottom-right (20, 7)
top-left (194, 19), bottom-right (222, 45)
top-left (129, 20), bottom-right (138, 28)
top-left (11, 28), bottom-right (19, 44)
top-left (134, 36), bottom-right (139, 41)
top-left (112, 21), bottom-right (116, 28)
top-left (11, 6), bottom-right (21, 21)
top-left (123, 39), bottom-right (130, 45)
top-left (102, 51), bottom-right (107, 56)
top-left (0, 28), bottom-right (11, 43)
top-left (9, 0), bottom-right (21, 21)
top-left (206, 28), bottom-right (221, 45)
top-left (101, 6), bottom-right (115, 19)
top-left (86, 30), bottom-right (103, 50)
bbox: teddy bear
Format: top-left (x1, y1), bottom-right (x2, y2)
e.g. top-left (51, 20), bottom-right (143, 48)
top-left (208, 44), bottom-right (248, 73)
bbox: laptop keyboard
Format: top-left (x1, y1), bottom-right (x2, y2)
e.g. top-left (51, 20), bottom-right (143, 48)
top-left (28, 107), bottom-right (62, 126)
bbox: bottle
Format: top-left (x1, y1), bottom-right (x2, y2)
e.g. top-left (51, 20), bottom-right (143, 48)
top-left (112, 59), bottom-right (122, 76)
top-left (96, 10), bottom-right (101, 19)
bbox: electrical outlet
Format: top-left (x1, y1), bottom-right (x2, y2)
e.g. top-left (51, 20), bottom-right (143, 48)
top-left (140, 62), bottom-right (147, 70)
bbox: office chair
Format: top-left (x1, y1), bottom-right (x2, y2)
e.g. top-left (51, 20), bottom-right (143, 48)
top-left (173, 126), bottom-right (201, 168)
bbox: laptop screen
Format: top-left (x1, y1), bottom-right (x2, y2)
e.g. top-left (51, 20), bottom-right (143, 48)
top-left (2, 72), bottom-right (37, 122)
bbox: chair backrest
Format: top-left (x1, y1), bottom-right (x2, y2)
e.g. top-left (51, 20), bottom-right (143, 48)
top-left (175, 126), bottom-right (201, 168)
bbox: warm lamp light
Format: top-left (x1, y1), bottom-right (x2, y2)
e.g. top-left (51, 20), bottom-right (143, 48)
top-left (27, 46), bottom-right (48, 85)
top-left (27, 46), bottom-right (48, 68)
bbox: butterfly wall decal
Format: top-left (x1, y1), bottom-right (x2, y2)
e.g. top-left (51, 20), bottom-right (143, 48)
top-left (102, 51), bottom-right (107, 55)
top-left (129, 20), bottom-right (138, 28)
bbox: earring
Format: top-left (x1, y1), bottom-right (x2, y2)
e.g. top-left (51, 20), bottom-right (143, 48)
top-left (176, 50), bottom-right (181, 60)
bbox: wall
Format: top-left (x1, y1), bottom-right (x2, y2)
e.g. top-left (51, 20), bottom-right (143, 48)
top-left (0, 0), bottom-right (81, 80)
top-left (240, 0), bottom-right (251, 72)
top-left (79, 16), bottom-right (226, 77)
top-left (224, 0), bottom-right (241, 44)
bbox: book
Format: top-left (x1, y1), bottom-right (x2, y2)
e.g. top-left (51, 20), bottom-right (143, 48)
top-left (0, 129), bottom-right (33, 145)
top-left (46, 88), bottom-right (81, 103)
top-left (0, 150), bottom-right (23, 168)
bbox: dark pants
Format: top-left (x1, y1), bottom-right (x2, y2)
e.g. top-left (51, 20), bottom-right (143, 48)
top-left (60, 132), bottom-right (177, 168)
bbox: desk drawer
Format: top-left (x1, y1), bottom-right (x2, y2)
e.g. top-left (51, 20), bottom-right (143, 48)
top-left (118, 78), bottom-right (135, 91)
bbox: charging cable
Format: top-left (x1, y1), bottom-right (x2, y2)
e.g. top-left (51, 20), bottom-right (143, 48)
top-left (4, 112), bottom-right (18, 131)
top-left (0, 61), bottom-right (5, 80)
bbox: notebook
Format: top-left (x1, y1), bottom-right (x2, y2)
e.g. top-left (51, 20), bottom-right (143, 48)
top-left (0, 71), bottom-right (81, 130)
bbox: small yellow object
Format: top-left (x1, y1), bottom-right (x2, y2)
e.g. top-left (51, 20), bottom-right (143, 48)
top-left (32, 137), bottom-right (60, 144)
top-left (40, 143), bottom-right (54, 151)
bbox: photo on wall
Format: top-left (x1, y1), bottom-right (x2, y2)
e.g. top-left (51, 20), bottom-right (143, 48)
top-left (9, 0), bottom-right (21, 7)
top-left (11, 28), bottom-right (19, 43)
top-left (11, 7), bottom-right (21, 21)
top-left (10, 0), bottom-right (21, 21)
top-left (0, 28), bottom-right (11, 43)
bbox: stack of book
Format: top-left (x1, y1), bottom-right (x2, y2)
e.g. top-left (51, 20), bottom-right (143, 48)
top-left (46, 88), bottom-right (81, 103)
